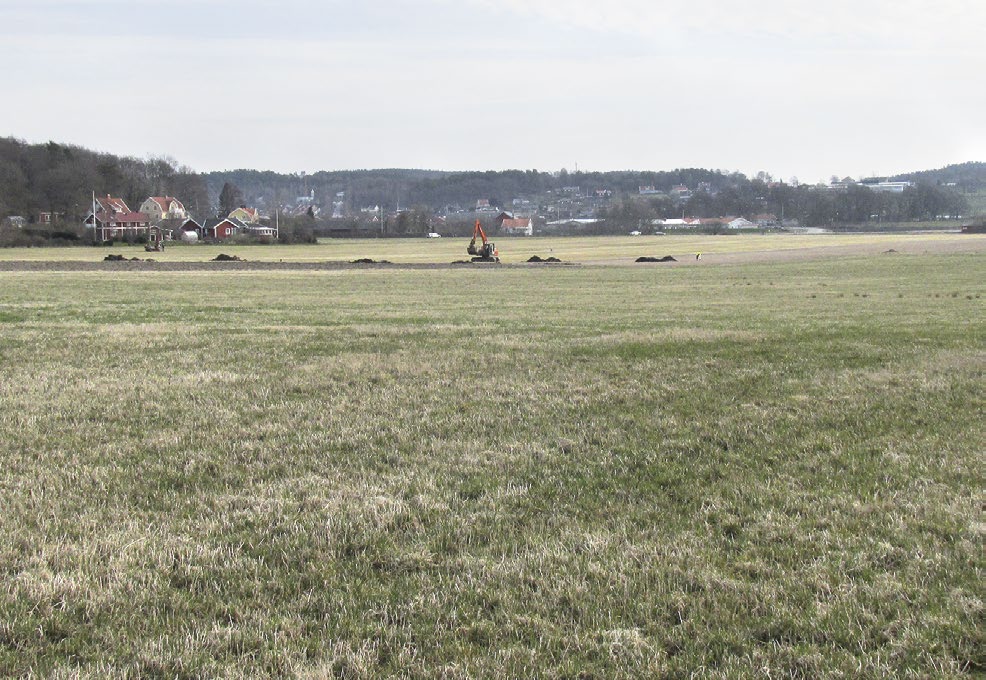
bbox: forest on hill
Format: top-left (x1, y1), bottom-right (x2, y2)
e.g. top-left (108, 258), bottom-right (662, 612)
top-left (893, 161), bottom-right (986, 190)
top-left (0, 138), bottom-right (209, 222)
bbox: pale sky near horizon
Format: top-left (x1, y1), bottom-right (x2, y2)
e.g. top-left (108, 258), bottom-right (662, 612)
top-left (1, 0), bottom-right (983, 183)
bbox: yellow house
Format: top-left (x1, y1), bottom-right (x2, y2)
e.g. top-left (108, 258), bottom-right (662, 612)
top-left (139, 196), bottom-right (188, 223)
top-left (228, 207), bottom-right (260, 223)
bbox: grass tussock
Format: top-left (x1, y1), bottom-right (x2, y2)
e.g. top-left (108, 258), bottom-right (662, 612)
top-left (0, 254), bottom-right (983, 676)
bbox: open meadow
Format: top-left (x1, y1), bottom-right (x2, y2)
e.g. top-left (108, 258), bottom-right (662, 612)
top-left (0, 231), bottom-right (980, 266)
top-left (0, 238), bottom-right (983, 676)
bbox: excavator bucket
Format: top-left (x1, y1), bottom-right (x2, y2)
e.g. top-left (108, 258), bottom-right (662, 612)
top-left (466, 220), bottom-right (498, 261)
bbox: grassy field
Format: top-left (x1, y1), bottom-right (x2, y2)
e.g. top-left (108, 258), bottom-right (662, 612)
top-left (0, 232), bottom-right (976, 264)
top-left (0, 250), bottom-right (983, 676)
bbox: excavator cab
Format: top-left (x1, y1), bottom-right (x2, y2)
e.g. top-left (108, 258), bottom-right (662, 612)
top-left (467, 219), bottom-right (499, 262)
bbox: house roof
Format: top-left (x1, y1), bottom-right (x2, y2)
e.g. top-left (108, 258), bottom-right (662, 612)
top-left (147, 196), bottom-right (185, 212)
top-left (203, 217), bottom-right (249, 230)
top-left (501, 218), bottom-right (532, 229)
top-left (157, 217), bottom-right (190, 229)
top-left (229, 207), bottom-right (258, 219)
top-left (94, 210), bottom-right (148, 225)
top-left (95, 195), bottom-right (130, 213)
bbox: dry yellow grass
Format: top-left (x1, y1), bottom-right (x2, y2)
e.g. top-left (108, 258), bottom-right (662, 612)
top-left (0, 232), bottom-right (982, 265)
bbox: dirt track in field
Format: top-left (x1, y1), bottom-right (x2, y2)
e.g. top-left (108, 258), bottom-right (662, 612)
top-left (0, 235), bottom-right (982, 271)
top-left (0, 260), bottom-right (522, 272)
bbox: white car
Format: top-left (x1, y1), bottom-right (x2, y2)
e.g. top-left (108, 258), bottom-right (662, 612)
top-left (426, 232), bottom-right (442, 238)
top-left (629, 230), bottom-right (641, 236)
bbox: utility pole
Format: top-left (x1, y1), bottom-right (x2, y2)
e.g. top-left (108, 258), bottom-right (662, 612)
top-left (91, 191), bottom-right (97, 243)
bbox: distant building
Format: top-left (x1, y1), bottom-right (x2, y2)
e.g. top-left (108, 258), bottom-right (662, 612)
top-left (670, 185), bottom-right (693, 200)
top-left (654, 218), bottom-right (702, 228)
top-left (500, 217), bottom-right (533, 236)
top-left (241, 223), bottom-right (277, 238)
top-left (84, 194), bottom-right (151, 239)
top-left (201, 217), bottom-right (249, 239)
top-left (94, 194), bottom-right (130, 214)
top-left (139, 196), bottom-right (187, 224)
top-left (543, 218), bottom-right (600, 231)
top-left (85, 210), bottom-right (152, 240)
top-left (228, 207), bottom-right (260, 223)
top-left (868, 181), bottom-right (914, 194)
top-left (178, 217), bottom-right (203, 238)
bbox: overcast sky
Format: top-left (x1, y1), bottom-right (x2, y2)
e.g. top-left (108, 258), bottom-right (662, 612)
top-left (1, 0), bottom-right (983, 182)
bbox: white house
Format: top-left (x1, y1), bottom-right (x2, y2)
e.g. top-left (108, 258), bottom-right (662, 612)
top-left (500, 217), bottom-right (533, 236)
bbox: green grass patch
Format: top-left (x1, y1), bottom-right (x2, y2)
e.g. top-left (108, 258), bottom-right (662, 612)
top-left (0, 254), bottom-right (983, 676)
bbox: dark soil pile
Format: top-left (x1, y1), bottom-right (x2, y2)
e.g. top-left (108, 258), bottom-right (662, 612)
top-left (104, 254), bottom-right (146, 262)
top-left (636, 255), bottom-right (677, 263)
top-left (213, 254), bottom-right (244, 261)
top-left (527, 255), bottom-right (562, 263)
top-left (350, 258), bottom-right (392, 264)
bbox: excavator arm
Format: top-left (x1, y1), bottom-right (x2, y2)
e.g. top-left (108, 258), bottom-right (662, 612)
top-left (467, 219), bottom-right (499, 261)
top-left (467, 219), bottom-right (488, 256)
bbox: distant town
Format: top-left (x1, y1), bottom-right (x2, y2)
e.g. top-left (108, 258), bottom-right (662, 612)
top-left (1, 137), bottom-right (983, 246)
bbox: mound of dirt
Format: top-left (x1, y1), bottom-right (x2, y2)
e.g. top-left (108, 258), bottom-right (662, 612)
top-left (213, 253), bottom-right (244, 261)
top-left (528, 255), bottom-right (563, 263)
top-left (636, 255), bottom-right (677, 263)
top-left (104, 254), bottom-right (148, 262)
top-left (350, 258), bottom-right (392, 264)
top-left (884, 249), bottom-right (898, 254)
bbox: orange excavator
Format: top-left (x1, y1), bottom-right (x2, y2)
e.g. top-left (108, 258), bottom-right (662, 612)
top-left (467, 219), bottom-right (499, 262)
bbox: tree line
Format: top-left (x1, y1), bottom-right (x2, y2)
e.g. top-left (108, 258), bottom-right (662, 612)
top-left (1, 136), bottom-right (978, 237)
top-left (599, 179), bottom-right (969, 229)
top-left (0, 137), bottom-right (210, 225)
